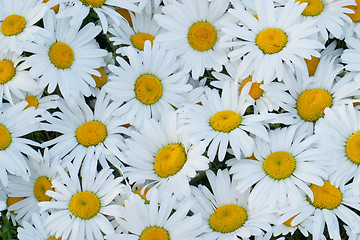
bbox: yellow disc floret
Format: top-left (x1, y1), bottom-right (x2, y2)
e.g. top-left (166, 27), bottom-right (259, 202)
top-left (116, 7), bottom-right (133, 26)
top-left (263, 151), bottom-right (296, 180)
top-left (308, 181), bottom-right (342, 209)
top-left (188, 21), bottom-right (217, 52)
top-left (69, 191), bottom-right (100, 219)
top-left (296, 0), bottom-right (324, 16)
top-left (209, 204), bottom-right (247, 233)
top-left (346, 0), bottom-right (360, 22)
top-left (239, 77), bottom-right (264, 100)
top-left (210, 110), bottom-right (242, 133)
top-left (48, 42), bottom-right (74, 69)
top-left (305, 56), bottom-right (320, 76)
top-left (76, 121), bottom-right (107, 147)
top-left (346, 132), bottom-right (360, 164)
top-left (79, 0), bottom-right (106, 8)
top-left (131, 33), bottom-right (155, 51)
top-left (1, 15), bottom-right (26, 36)
top-left (43, 0), bottom-right (60, 13)
top-left (154, 144), bottom-right (187, 178)
top-left (140, 226), bottom-right (170, 240)
top-left (134, 188), bottom-right (150, 204)
top-left (47, 237), bottom-right (61, 240)
top-left (296, 88), bottom-right (332, 122)
top-left (24, 96), bottom-right (39, 109)
top-left (7, 196), bottom-right (25, 207)
top-left (0, 124), bottom-right (11, 150)
top-left (34, 176), bottom-right (53, 202)
top-left (0, 60), bottom-right (15, 84)
top-left (283, 213), bottom-right (300, 227)
top-left (256, 28), bottom-right (287, 54)
top-left (92, 67), bottom-right (107, 88)
top-left (135, 74), bottom-right (162, 105)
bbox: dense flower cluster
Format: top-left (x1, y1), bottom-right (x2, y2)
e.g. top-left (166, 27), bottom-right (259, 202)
top-left (1, 0), bottom-right (360, 239)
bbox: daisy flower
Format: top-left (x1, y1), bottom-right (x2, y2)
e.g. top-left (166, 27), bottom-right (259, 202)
top-left (109, 5), bottom-right (162, 55)
top-left (341, 30), bottom-right (360, 83)
top-left (39, 160), bottom-right (127, 240)
top-left (277, 181), bottom-right (360, 240)
top-left (228, 125), bottom-right (328, 209)
top-left (210, 59), bottom-right (291, 114)
top-left (271, 212), bottom-right (314, 239)
top-left (190, 169), bottom-right (276, 239)
top-left (0, 0), bottom-right (48, 54)
top-left (181, 79), bottom-right (270, 162)
top-left (25, 11), bottom-right (108, 98)
top-left (105, 189), bottom-right (205, 240)
top-left (17, 212), bottom-right (57, 240)
top-left (0, 51), bottom-right (38, 106)
top-left (6, 149), bottom-right (60, 223)
top-left (51, 0), bottom-right (148, 33)
top-left (104, 41), bottom-right (192, 128)
top-left (0, 101), bottom-right (41, 186)
top-left (315, 103), bottom-right (360, 195)
top-left (41, 90), bottom-right (127, 170)
top-left (122, 110), bottom-right (209, 199)
top-left (154, 0), bottom-right (229, 79)
top-left (280, 53), bottom-right (360, 131)
top-left (221, 0), bottom-right (324, 84)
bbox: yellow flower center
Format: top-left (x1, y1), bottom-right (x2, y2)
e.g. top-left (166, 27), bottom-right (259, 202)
top-left (79, 0), bottom-right (106, 8)
top-left (47, 237), bottom-right (61, 240)
top-left (75, 121), bottom-right (107, 147)
top-left (346, 0), bottom-right (360, 22)
top-left (263, 151), bottom-right (296, 180)
top-left (33, 176), bottom-right (53, 202)
top-left (210, 110), bottom-right (242, 133)
top-left (0, 124), bottom-right (11, 150)
top-left (69, 191), bottom-right (101, 219)
top-left (296, 0), bottom-right (324, 16)
top-left (6, 196), bottom-right (25, 207)
top-left (1, 15), bottom-right (26, 36)
top-left (140, 226), bottom-right (170, 240)
top-left (154, 144), bottom-right (187, 178)
top-left (0, 60), bottom-right (15, 84)
top-left (188, 21), bottom-right (217, 52)
top-left (24, 96), bottom-right (39, 109)
top-left (346, 132), bottom-right (360, 164)
top-left (239, 77), bottom-right (264, 100)
top-left (296, 88), bottom-right (332, 122)
top-left (131, 33), bottom-right (155, 51)
top-left (283, 213), bottom-right (300, 227)
top-left (256, 28), bottom-right (287, 54)
top-left (48, 42), bottom-right (74, 69)
top-left (116, 7), bottom-right (133, 26)
top-left (92, 67), bottom-right (107, 88)
top-left (43, 0), bottom-right (60, 13)
top-left (305, 56), bottom-right (320, 76)
top-left (209, 204), bottom-right (247, 233)
top-left (134, 188), bottom-right (150, 204)
top-left (308, 181), bottom-right (342, 209)
top-left (135, 74), bottom-right (162, 105)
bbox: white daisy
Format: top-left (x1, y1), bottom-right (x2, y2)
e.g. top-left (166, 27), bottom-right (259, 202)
top-left (280, 53), bottom-right (360, 131)
top-left (0, 0), bottom-right (48, 54)
top-left (25, 11), bottom-right (108, 98)
top-left (51, 0), bottom-right (149, 33)
top-left (41, 90), bottom-right (127, 170)
top-left (221, 0), bottom-right (324, 84)
top-left (181, 79), bottom-right (270, 162)
top-left (89, 52), bottom-right (115, 97)
top-left (0, 101), bottom-right (41, 186)
top-left (154, 0), bottom-right (229, 79)
top-left (277, 181), bottom-right (360, 240)
top-left (228, 125), bottom-right (328, 209)
top-left (190, 169), bottom-right (276, 239)
top-left (122, 110), bottom-right (209, 200)
top-left (39, 160), bottom-right (127, 240)
top-left (315, 103), bottom-right (360, 195)
top-left (6, 149), bottom-right (60, 223)
top-left (105, 189), bottom-right (205, 240)
top-left (109, 5), bottom-right (162, 55)
top-left (0, 51), bottom-right (38, 106)
top-left (104, 41), bottom-right (192, 128)
top-left (341, 30), bottom-right (360, 83)
top-left (17, 212), bottom-right (57, 240)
